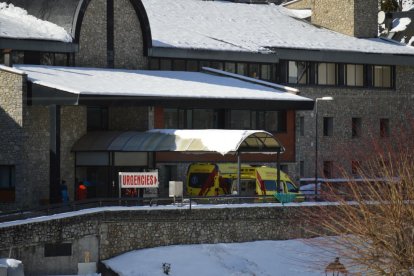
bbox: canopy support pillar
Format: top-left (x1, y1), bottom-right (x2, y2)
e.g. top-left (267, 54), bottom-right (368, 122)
top-left (277, 148), bottom-right (281, 192)
top-left (237, 152), bottom-right (241, 196)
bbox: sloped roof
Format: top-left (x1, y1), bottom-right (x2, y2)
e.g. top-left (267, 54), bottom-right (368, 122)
top-left (10, 64), bottom-right (313, 109)
top-left (141, 0), bottom-right (414, 55)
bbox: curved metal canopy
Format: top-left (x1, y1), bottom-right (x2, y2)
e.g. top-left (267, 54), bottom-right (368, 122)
top-left (72, 129), bottom-right (285, 155)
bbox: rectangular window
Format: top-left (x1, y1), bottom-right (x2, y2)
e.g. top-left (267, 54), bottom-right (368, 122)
top-left (0, 166), bottom-right (15, 189)
top-left (257, 111), bottom-right (287, 132)
top-left (44, 243), bottom-right (72, 257)
top-left (172, 59), bottom-right (186, 71)
top-left (186, 60), bottom-right (198, 72)
top-left (299, 116), bottom-right (304, 136)
top-left (351, 160), bottom-right (361, 176)
top-left (87, 106), bottom-right (108, 131)
top-left (317, 63), bottom-right (336, 85)
top-left (288, 61), bottom-right (307, 84)
top-left (225, 62), bottom-right (236, 73)
top-left (346, 64), bottom-right (364, 86)
top-left (160, 59), bottom-right (172, 70)
top-left (373, 65), bottom-right (392, 88)
top-left (380, 118), bottom-right (390, 137)
top-left (248, 64), bottom-right (260, 79)
top-left (323, 117), bottom-right (333, 136)
top-left (164, 108), bottom-right (184, 129)
top-left (199, 60), bottom-right (210, 70)
top-left (260, 64), bottom-right (271, 80)
top-left (210, 61), bottom-right (224, 70)
top-left (193, 109), bottom-right (215, 128)
top-left (237, 63), bottom-right (247, 76)
top-left (230, 110), bottom-right (252, 129)
top-left (352, 117), bottom-right (362, 138)
top-left (323, 161), bottom-right (333, 178)
top-left (149, 58), bottom-right (160, 70)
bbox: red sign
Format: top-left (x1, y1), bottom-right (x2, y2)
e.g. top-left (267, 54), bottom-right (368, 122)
top-left (119, 171), bottom-right (159, 188)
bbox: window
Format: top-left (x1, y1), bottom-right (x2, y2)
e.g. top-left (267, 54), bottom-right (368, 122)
top-left (264, 180), bottom-right (276, 191)
top-left (257, 111), bottom-right (287, 132)
top-left (285, 181), bottom-right (298, 193)
top-left (160, 59), bottom-right (172, 70)
top-left (87, 106), bottom-right (108, 131)
top-left (288, 61), bottom-right (308, 84)
top-left (323, 117), bottom-right (333, 136)
top-left (299, 116), bottom-right (304, 136)
top-left (225, 62), bottom-right (236, 73)
top-left (229, 110), bottom-right (253, 129)
top-left (300, 161), bottom-right (304, 178)
top-left (352, 161), bottom-right (361, 176)
top-left (186, 60), bottom-right (198, 72)
top-left (172, 59), bottom-right (186, 71)
top-left (317, 63), bottom-right (336, 85)
top-left (237, 63), bottom-right (247, 76)
top-left (380, 118), bottom-right (390, 137)
top-left (44, 243), bottom-right (72, 257)
top-left (260, 64), bottom-right (271, 80)
top-left (323, 161), bottom-right (333, 178)
top-left (199, 60), bottom-right (210, 70)
top-left (164, 108), bottom-right (185, 129)
top-left (352, 117), bottom-right (362, 138)
top-left (149, 58), bottom-right (160, 70)
top-left (0, 166), bottom-right (15, 189)
top-left (210, 61), bottom-right (224, 70)
top-left (346, 64), bottom-right (364, 86)
top-left (373, 65), bottom-right (392, 88)
top-left (248, 64), bottom-right (260, 79)
top-left (193, 109), bottom-right (215, 128)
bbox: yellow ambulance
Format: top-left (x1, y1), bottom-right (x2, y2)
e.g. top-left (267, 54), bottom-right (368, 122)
top-left (186, 163), bottom-right (304, 202)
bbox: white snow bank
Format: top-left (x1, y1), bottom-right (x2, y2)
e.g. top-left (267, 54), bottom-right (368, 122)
top-left (402, 0), bottom-right (414, 11)
top-left (0, 2), bottom-right (72, 42)
top-left (283, 8), bottom-right (312, 19)
top-left (409, 36), bottom-right (414, 46)
top-left (390, 17), bottom-right (411, 33)
top-left (102, 239), bottom-right (341, 276)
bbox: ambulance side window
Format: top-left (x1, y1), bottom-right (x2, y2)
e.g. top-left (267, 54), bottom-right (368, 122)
top-left (285, 181), bottom-right (299, 193)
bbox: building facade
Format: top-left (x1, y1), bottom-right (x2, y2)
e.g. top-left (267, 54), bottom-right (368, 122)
top-left (1, 0), bottom-right (414, 209)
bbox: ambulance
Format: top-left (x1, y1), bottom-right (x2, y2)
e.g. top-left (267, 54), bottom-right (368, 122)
top-left (186, 163), bottom-right (304, 201)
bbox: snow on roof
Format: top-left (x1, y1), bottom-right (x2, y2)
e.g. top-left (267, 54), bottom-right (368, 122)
top-left (12, 65), bottom-right (311, 103)
top-left (391, 17), bottom-right (412, 33)
top-left (141, 0), bottom-right (414, 55)
top-left (282, 8), bottom-right (312, 19)
top-left (0, 2), bottom-right (72, 42)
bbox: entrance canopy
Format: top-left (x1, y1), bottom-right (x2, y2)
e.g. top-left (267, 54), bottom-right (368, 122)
top-left (72, 129), bottom-right (284, 155)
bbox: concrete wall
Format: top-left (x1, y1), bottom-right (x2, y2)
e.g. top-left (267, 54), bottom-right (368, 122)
top-left (295, 66), bottom-right (414, 179)
top-left (0, 205), bottom-right (327, 275)
top-left (76, 0), bottom-right (148, 69)
top-left (311, 0), bottom-right (378, 38)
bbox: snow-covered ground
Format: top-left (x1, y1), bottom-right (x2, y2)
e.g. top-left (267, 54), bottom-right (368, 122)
top-left (102, 238), bottom-right (343, 276)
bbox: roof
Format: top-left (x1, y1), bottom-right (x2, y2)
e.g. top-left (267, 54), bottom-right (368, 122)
top-left (0, 3), bottom-right (72, 42)
top-left (141, 0), bottom-right (414, 56)
top-left (11, 64), bottom-right (313, 110)
top-left (72, 129), bottom-right (284, 155)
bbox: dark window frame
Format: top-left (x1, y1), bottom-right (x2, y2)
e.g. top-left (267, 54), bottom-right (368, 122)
top-left (323, 117), bottom-right (333, 137)
top-left (380, 118), bottom-right (390, 138)
top-left (352, 117), bottom-right (362, 138)
top-left (0, 165), bottom-right (15, 189)
top-left (323, 161), bottom-right (333, 178)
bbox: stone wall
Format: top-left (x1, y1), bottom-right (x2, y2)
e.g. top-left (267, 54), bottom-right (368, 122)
top-left (295, 66), bottom-right (414, 179)
top-left (0, 69), bottom-right (25, 210)
top-left (76, 0), bottom-right (148, 69)
top-left (0, 205), bottom-right (326, 275)
top-left (311, 0), bottom-right (377, 38)
top-left (76, 0), bottom-right (107, 68)
top-left (114, 0), bottom-right (148, 69)
top-left (60, 106), bottom-right (87, 200)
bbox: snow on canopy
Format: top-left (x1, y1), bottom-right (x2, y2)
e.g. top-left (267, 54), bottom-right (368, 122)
top-left (141, 0), bottom-right (414, 55)
top-left (0, 2), bottom-right (72, 42)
